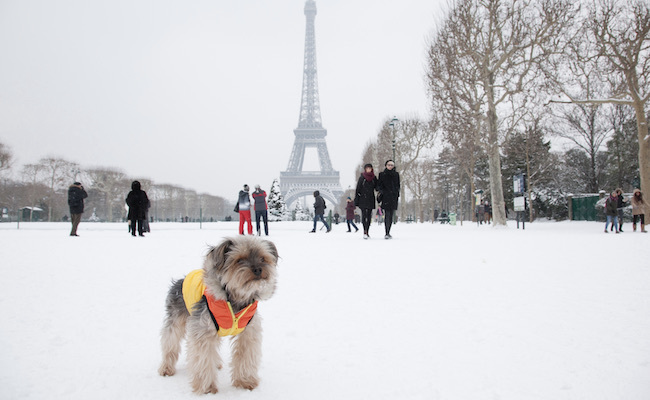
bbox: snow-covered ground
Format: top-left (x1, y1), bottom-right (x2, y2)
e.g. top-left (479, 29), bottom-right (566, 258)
top-left (1, 220), bottom-right (649, 400)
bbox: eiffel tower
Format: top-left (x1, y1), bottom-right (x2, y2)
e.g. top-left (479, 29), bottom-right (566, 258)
top-left (280, 0), bottom-right (343, 210)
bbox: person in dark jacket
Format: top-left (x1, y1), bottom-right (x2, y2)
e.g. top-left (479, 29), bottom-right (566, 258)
top-left (252, 184), bottom-right (269, 236)
top-left (235, 184), bottom-right (253, 235)
top-left (614, 188), bottom-right (628, 232)
top-left (126, 180), bottom-right (150, 237)
top-left (604, 190), bottom-right (619, 234)
top-left (345, 196), bottom-right (359, 233)
top-left (377, 159), bottom-right (400, 239)
top-left (355, 163), bottom-right (378, 239)
top-left (484, 200), bottom-right (492, 224)
top-left (67, 182), bottom-right (88, 236)
top-left (310, 190), bottom-right (331, 233)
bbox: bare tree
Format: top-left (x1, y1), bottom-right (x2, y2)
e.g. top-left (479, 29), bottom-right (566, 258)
top-left (545, 9), bottom-right (612, 193)
top-left (37, 157), bottom-right (78, 221)
top-left (86, 167), bottom-right (128, 222)
top-left (380, 117), bottom-right (436, 221)
top-left (21, 163), bottom-right (47, 221)
top-left (402, 158), bottom-right (436, 222)
top-left (550, 0), bottom-right (650, 219)
top-left (0, 142), bottom-right (15, 214)
top-left (428, 0), bottom-right (575, 226)
top-left (0, 142), bottom-right (13, 178)
top-left (428, 15), bottom-right (484, 210)
top-left (502, 119), bottom-right (558, 221)
top-left (151, 183), bottom-right (184, 222)
top-left (551, 103), bottom-right (611, 192)
top-left (603, 104), bottom-right (640, 189)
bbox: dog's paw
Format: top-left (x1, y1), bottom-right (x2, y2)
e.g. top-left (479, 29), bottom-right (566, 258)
top-left (205, 384), bottom-right (218, 394)
top-left (158, 365), bottom-right (176, 377)
top-left (233, 376), bottom-right (259, 391)
top-left (192, 382), bottom-right (219, 394)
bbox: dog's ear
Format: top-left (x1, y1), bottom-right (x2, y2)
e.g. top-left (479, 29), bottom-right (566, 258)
top-left (207, 238), bottom-right (235, 271)
top-left (263, 240), bottom-right (279, 262)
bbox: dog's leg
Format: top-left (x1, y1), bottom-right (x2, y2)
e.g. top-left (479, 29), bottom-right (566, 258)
top-left (158, 282), bottom-right (187, 377)
top-left (187, 313), bottom-right (222, 394)
top-left (231, 314), bottom-right (262, 390)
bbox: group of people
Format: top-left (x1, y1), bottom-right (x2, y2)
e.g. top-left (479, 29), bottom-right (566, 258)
top-left (71, 173), bottom-right (648, 239)
top-left (476, 200), bottom-right (492, 224)
top-left (234, 159), bottom-right (401, 240)
top-left (353, 160), bottom-right (401, 239)
top-left (235, 184), bottom-right (269, 236)
top-left (604, 188), bottom-right (647, 233)
top-left (67, 180), bottom-right (150, 237)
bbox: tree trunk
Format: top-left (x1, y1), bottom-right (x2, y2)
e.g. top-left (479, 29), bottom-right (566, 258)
top-left (526, 147), bottom-right (534, 223)
top-left (633, 100), bottom-right (650, 223)
top-left (486, 79), bottom-right (507, 226)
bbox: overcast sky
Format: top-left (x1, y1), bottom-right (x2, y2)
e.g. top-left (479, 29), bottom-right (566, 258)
top-left (0, 0), bottom-right (447, 199)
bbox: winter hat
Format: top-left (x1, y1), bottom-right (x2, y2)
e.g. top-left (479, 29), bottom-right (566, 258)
top-left (255, 184), bottom-right (261, 190)
top-left (313, 190), bottom-right (320, 197)
top-left (244, 184), bottom-right (249, 191)
top-left (347, 196), bottom-right (351, 200)
top-left (363, 163), bottom-right (373, 170)
top-left (73, 182), bottom-right (81, 186)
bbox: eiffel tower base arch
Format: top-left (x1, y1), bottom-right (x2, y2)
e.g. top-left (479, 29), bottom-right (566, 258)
top-left (280, 172), bottom-right (343, 211)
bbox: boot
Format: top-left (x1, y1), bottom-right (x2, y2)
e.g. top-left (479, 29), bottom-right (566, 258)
top-left (642, 223), bottom-right (648, 233)
top-left (633, 223), bottom-right (637, 232)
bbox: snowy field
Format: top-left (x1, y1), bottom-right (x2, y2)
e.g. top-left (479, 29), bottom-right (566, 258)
top-left (1, 220), bottom-right (649, 400)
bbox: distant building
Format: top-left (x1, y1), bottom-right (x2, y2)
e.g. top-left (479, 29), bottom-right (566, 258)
top-left (20, 206), bottom-right (44, 221)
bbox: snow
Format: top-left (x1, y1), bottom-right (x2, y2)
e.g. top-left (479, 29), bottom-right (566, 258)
top-left (1, 220), bottom-right (649, 399)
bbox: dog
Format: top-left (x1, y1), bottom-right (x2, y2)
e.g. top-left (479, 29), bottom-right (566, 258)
top-left (158, 236), bottom-right (278, 394)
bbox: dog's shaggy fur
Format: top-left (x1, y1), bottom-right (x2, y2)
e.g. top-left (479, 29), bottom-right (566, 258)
top-left (158, 236), bottom-right (278, 394)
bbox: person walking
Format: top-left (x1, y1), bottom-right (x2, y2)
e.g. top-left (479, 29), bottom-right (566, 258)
top-left (484, 200), bottom-right (492, 224)
top-left (126, 181), bottom-right (150, 237)
top-left (252, 184), bottom-right (269, 236)
top-left (235, 184), bottom-right (253, 235)
top-left (604, 190), bottom-right (620, 234)
top-left (355, 163), bottom-right (378, 239)
top-left (631, 188), bottom-right (648, 233)
top-left (345, 197), bottom-right (359, 233)
top-left (310, 190), bottom-right (331, 233)
top-left (67, 181), bottom-right (88, 237)
top-left (614, 188), bottom-right (628, 232)
top-left (377, 159), bottom-right (400, 239)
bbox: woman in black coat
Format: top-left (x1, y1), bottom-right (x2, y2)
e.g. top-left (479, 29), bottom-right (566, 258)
top-left (378, 159), bottom-right (400, 239)
top-left (355, 163), bottom-right (378, 239)
top-left (126, 180), bottom-right (150, 237)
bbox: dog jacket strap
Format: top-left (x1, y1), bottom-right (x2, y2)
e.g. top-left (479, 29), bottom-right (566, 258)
top-left (204, 294), bottom-right (258, 337)
top-left (182, 269), bottom-right (206, 314)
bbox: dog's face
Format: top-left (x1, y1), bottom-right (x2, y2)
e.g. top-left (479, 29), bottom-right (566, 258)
top-left (202, 236), bottom-right (278, 307)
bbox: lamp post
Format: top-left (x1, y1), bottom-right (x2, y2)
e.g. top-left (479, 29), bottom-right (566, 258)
top-left (389, 116), bottom-right (398, 162)
top-left (388, 116), bottom-right (399, 224)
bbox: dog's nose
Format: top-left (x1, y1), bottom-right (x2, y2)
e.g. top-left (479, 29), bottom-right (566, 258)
top-left (252, 266), bottom-right (263, 277)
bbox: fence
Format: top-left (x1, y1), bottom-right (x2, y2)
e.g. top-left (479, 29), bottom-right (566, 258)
top-left (569, 194), bottom-right (602, 221)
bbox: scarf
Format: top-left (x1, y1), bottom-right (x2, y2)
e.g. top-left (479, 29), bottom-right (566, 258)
top-left (362, 171), bottom-right (375, 182)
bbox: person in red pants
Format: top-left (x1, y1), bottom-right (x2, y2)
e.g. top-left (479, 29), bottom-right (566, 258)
top-left (235, 184), bottom-right (253, 235)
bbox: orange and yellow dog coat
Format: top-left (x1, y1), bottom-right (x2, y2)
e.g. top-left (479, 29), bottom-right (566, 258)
top-left (182, 269), bottom-right (258, 337)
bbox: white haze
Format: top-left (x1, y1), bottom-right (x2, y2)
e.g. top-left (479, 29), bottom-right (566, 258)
top-left (0, 0), bottom-right (447, 198)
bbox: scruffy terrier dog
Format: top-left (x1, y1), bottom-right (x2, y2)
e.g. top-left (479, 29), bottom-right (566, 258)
top-left (158, 236), bottom-right (278, 394)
